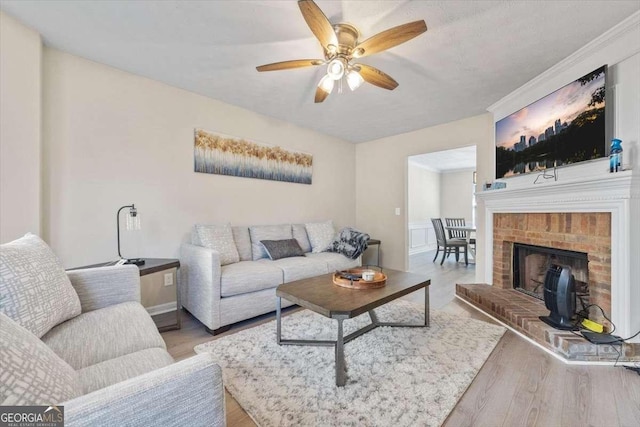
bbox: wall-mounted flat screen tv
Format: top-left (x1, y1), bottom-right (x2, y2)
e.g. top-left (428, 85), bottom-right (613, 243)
top-left (495, 65), bottom-right (607, 179)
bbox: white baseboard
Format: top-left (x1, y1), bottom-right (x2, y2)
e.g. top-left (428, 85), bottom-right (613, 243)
top-left (146, 301), bottom-right (177, 316)
top-left (408, 246), bottom-right (435, 255)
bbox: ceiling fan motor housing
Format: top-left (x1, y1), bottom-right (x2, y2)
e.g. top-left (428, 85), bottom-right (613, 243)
top-left (331, 23), bottom-right (360, 57)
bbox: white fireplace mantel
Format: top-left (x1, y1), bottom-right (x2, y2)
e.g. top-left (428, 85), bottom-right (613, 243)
top-left (477, 170), bottom-right (640, 342)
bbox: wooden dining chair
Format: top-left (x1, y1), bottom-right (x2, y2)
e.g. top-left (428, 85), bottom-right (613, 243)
top-left (445, 218), bottom-right (467, 239)
top-left (431, 218), bottom-right (468, 266)
top-left (445, 217), bottom-right (476, 247)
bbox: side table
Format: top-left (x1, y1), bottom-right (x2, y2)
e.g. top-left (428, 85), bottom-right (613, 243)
top-left (69, 258), bottom-right (181, 332)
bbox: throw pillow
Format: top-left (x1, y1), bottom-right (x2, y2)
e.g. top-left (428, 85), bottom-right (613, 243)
top-left (292, 224), bottom-right (312, 253)
top-left (231, 226), bottom-right (253, 261)
top-left (305, 221), bottom-right (336, 253)
top-left (0, 233), bottom-right (81, 338)
top-left (249, 225), bottom-right (293, 260)
top-left (261, 239), bottom-right (305, 260)
top-left (194, 224), bottom-right (240, 265)
top-left (0, 312), bottom-right (81, 405)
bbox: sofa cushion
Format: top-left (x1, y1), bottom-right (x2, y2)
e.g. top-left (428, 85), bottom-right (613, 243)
top-left (249, 224), bottom-right (292, 260)
top-left (305, 221), bottom-right (336, 253)
top-left (194, 224), bottom-right (240, 265)
top-left (220, 261), bottom-right (283, 297)
top-left (305, 252), bottom-right (360, 271)
top-left (292, 224), bottom-right (312, 253)
top-left (261, 239), bottom-right (305, 260)
top-left (0, 313), bottom-right (81, 405)
top-left (232, 226), bottom-right (252, 261)
top-left (259, 257), bottom-right (329, 283)
top-left (41, 301), bottom-right (166, 370)
top-left (0, 233), bottom-right (81, 338)
top-left (78, 348), bottom-right (174, 394)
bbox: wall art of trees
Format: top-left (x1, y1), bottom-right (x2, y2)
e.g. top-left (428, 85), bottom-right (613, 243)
top-left (194, 129), bottom-right (313, 184)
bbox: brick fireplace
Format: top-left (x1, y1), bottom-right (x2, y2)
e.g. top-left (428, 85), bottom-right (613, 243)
top-left (493, 212), bottom-right (611, 325)
top-left (456, 172), bottom-right (640, 361)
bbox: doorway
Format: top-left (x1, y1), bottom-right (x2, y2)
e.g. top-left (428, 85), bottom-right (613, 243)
top-left (406, 146), bottom-right (477, 263)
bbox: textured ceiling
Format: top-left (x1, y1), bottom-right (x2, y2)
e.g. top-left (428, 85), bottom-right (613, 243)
top-left (2, 1), bottom-right (638, 143)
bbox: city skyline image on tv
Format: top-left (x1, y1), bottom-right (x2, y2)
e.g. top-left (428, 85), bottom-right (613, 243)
top-left (495, 65), bottom-right (606, 179)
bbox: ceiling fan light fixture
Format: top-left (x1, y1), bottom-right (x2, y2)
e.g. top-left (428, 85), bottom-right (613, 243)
top-left (327, 58), bottom-right (346, 80)
top-left (318, 74), bottom-right (334, 93)
top-left (346, 70), bottom-right (364, 91)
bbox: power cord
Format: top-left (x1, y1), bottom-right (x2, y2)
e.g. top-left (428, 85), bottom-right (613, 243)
top-left (624, 365), bottom-right (640, 376)
top-left (571, 303), bottom-right (640, 371)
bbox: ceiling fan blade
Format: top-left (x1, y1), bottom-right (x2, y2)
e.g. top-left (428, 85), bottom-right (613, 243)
top-left (356, 64), bottom-right (399, 90)
top-left (352, 20), bottom-right (427, 58)
top-left (256, 59), bottom-right (324, 72)
top-left (315, 86), bottom-right (330, 103)
top-left (298, 0), bottom-right (338, 51)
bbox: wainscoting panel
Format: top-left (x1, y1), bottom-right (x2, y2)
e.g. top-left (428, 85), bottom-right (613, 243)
top-left (408, 221), bottom-right (436, 254)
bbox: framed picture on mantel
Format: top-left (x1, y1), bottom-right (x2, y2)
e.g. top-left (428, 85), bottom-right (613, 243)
top-left (194, 128), bottom-right (313, 185)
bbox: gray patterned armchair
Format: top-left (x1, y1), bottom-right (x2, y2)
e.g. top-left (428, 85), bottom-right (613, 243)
top-left (0, 233), bottom-right (225, 427)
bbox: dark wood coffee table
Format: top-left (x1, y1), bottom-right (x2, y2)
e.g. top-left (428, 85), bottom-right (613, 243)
top-left (275, 269), bottom-right (430, 386)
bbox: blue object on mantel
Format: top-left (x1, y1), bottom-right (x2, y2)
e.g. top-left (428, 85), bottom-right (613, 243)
top-left (610, 139), bottom-right (623, 173)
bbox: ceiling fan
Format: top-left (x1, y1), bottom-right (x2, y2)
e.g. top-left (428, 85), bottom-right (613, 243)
top-left (256, 0), bottom-right (427, 103)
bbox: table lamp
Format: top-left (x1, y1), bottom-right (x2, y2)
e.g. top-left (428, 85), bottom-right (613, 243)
top-left (117, 204), bottom-right (145, 266)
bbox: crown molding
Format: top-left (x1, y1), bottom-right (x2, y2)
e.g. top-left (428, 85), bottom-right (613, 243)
top-left (488, 11), bottom-right (640, 114)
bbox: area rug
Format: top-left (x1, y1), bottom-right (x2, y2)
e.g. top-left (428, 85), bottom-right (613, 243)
top-left (194, 300), bottom-right (505, 427)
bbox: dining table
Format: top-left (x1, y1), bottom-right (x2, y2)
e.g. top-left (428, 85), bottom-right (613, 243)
top-left (445, 225), bottom-right (477, 262)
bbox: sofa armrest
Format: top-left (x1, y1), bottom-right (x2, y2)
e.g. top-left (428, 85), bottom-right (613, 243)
top-left (66, 265), bottom-right (141, 313)
top-left (180, 243), bottom-right (222, 330)
top-left (63, 354), bottom-right (225, 427)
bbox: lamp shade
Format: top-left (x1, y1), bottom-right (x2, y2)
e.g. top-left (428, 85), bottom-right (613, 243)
top-left (346, 70), bottom-right (364, 91)
top-left (327, 58), bottom-right (346, 80)
top-left (318, 74), bottom-right (335, 94)
top-left (126, 209), bottom-right (141, 230)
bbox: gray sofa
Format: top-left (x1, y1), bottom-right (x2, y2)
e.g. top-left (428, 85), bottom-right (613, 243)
top-left (0, 234), bottom-right (225, 427)
top-left (180, 223), bottom-right (360, 334)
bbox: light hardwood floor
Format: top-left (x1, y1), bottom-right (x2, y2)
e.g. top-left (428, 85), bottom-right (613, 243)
top-left (159, 251), bottom-right (640, 426)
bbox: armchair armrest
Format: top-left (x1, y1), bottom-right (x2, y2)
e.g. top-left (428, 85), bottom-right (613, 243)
top-left (66, 265), bottom-right (140, 313)
top-left (180, 243), bottom-right (222, 330)
top-left (64, 354), bottom-right (225, 427)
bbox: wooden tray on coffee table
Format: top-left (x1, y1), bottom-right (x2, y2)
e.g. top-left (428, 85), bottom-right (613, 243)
top-left (332, 267), bottom-right (387, 289)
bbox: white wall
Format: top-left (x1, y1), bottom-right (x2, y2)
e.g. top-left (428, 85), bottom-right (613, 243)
top-left (42, 48), bottom-right (356, 268)
top-left (355, 115), bottom-right (493, 270)
top-left (439, 169), bottom-right (474, 221)
top-left (407, 162), bottom-right (440, 223)
top-left (0, 12), bottom-right (41, 243)
top-left (407, 162), bottom-right (441, 254)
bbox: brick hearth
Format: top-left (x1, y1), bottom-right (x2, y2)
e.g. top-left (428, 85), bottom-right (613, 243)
top-left (456, 283), bottom-right (639, 362)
